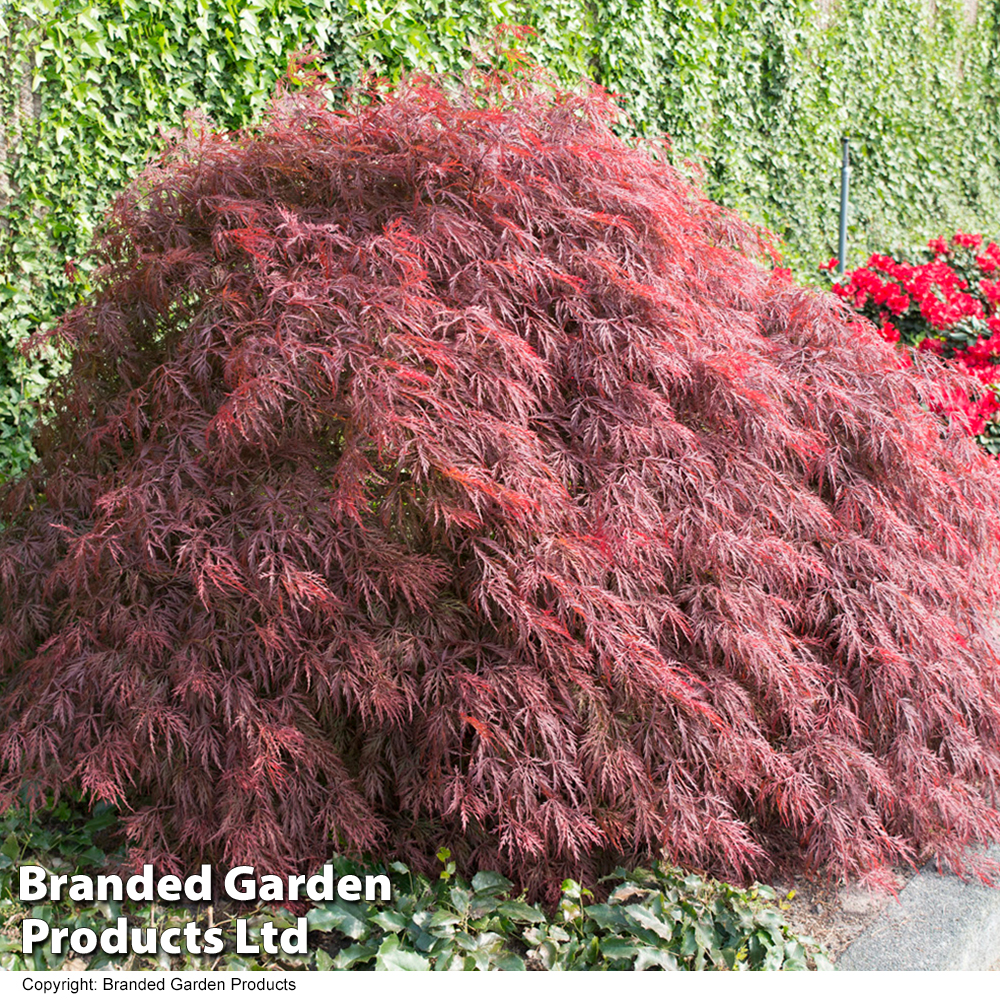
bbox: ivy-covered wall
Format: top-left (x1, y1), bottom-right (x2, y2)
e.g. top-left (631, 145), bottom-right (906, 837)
top-left (1, 0), bottom-right (999, 478)
top-left (596, 0), bottom-right (1000, 270)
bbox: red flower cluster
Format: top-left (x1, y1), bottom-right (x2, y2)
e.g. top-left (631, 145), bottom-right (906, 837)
top-left (831, 255), bottom-right (990, 334)
top-left (929, 385), bottom-right (1000, 436)
top-left (831, 264), bottom-right (911, 316)
top-left (825, 234), bottom-right (1000, 445)
top-left (952, 232), bottom-right (983, 250)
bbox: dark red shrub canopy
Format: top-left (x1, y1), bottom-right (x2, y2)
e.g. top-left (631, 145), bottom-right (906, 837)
top-left (4, 64), bottom-right (1000, 891)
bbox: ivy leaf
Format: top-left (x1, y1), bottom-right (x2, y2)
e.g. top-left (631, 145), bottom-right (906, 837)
top-left (374, 934), bottom-right (431, 971)
top-left (331, 942), bottom-right (379, 970)
top-left (470, 871), bottom-right (512, 895)
top-left (633, 946), bottom-right (679, 971)
top-left (370, 910), bottom-right (410, 934)
top-left (306, 902), bottom-right (368, 940)
top-left (497, 900), bottom-right (546, 923)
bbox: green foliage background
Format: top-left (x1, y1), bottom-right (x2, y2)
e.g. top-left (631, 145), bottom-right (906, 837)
top-left (2, 0), bottom-right (999, 479)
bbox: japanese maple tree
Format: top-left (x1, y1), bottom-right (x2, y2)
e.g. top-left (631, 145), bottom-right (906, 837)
top-left (3, 61), bottom-right (1000, 891)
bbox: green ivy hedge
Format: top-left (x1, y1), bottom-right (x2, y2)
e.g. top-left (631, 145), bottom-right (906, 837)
top-left (2, 0), bottom-right (999, 479)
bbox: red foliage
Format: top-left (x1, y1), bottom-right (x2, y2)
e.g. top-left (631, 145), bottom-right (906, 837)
top-left (4, 66), bottom-right (1000, 891)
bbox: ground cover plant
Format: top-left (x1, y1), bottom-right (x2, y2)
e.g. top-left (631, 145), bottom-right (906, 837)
top-left (0, 801), bottom-right (829, 971)
top-left (825, 234), bottom-right (1000, 454)
top-left (3, 59), bottom-right (1000, 899)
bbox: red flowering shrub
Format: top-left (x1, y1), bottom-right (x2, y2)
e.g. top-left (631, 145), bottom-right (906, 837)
top-left (4, 68), bottom-right (1000, 893)
top-left (825, 235), bottom-right (1000, 450)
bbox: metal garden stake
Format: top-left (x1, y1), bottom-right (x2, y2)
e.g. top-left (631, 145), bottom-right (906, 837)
top-left (838, 137), bottom-right (850, 275)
